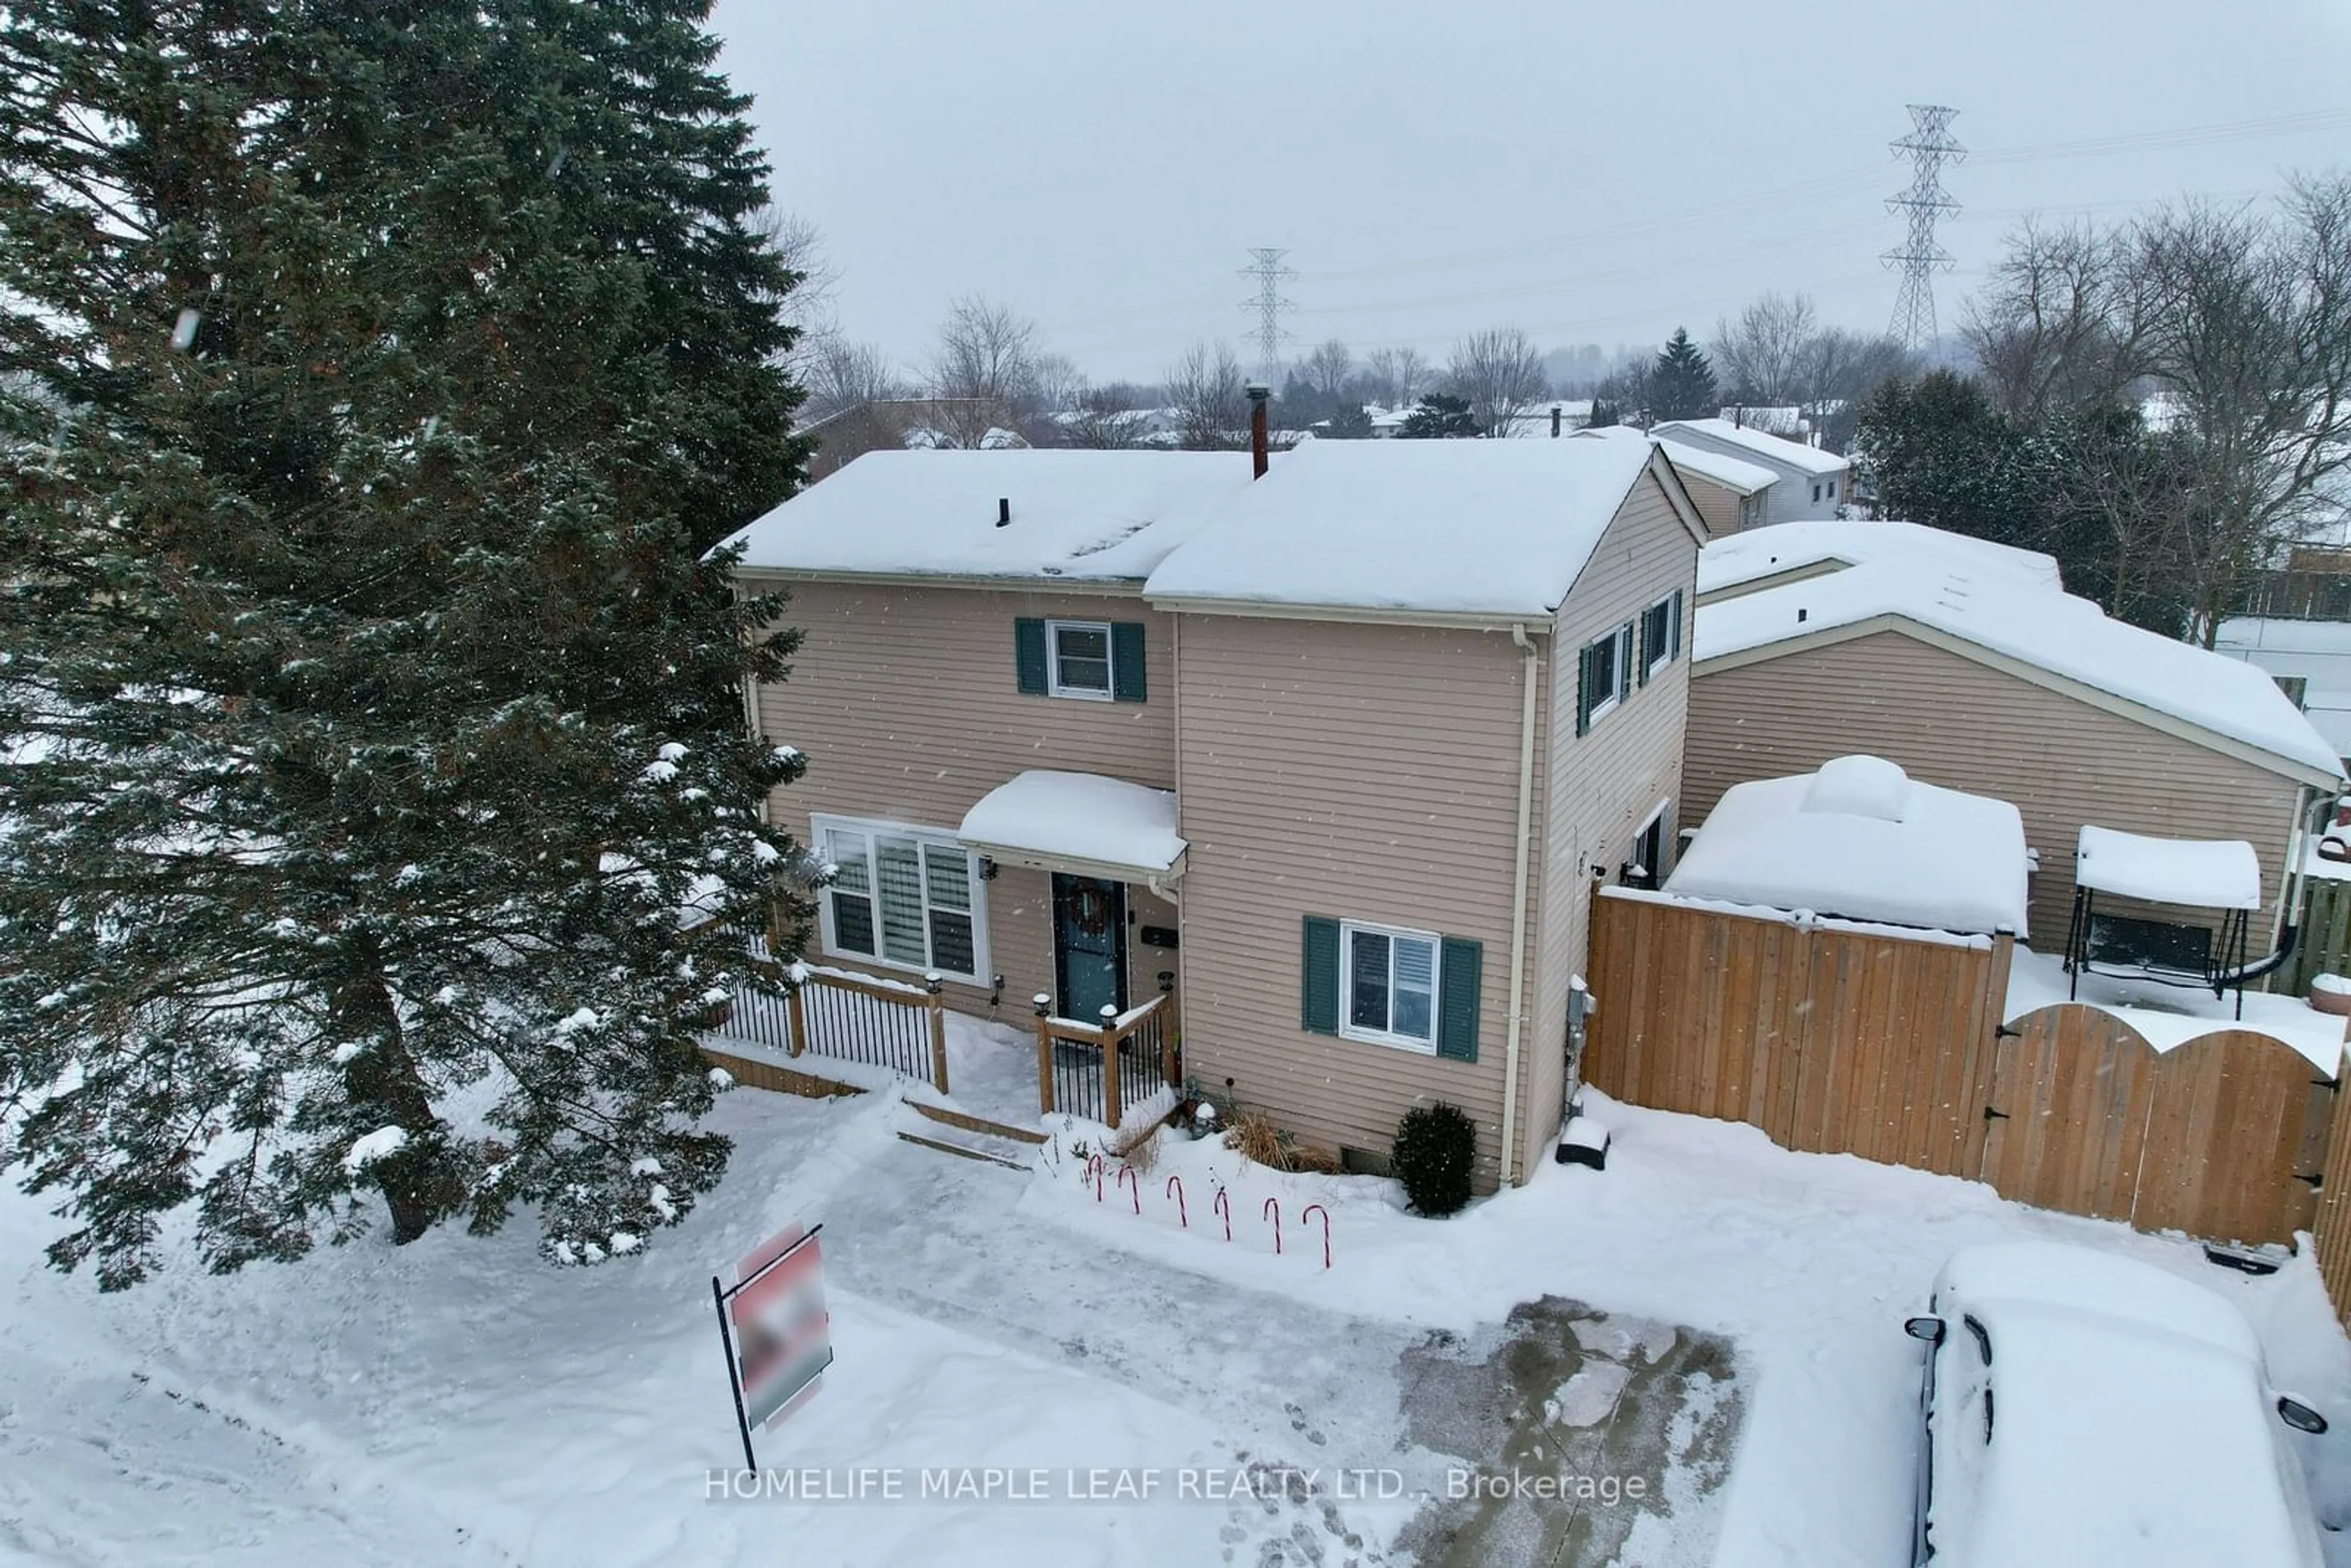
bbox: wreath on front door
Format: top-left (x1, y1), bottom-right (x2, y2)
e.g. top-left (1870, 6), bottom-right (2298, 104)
top-left (1068, 883), bottom-right (1114, 937)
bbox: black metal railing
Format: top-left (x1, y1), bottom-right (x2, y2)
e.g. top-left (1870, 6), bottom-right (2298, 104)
top-left (797, 976), bottom-right (932, 1081)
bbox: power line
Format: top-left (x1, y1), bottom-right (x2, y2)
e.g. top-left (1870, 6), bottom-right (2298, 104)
top-left (1238, 247), bottom-right (1297, 378)
top-left (1884, 104), bottom-right (1964, 349)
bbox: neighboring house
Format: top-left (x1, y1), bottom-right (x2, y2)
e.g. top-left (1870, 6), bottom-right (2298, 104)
top-left (1682, 524), bottom-right (2344, 947)
top-left (724, 435), bottom-right (1709, 1192)
top-left (1651, 416), bottom-right (1848, 525)
top-left (1574, 426), bottom-right (1779, 538)
top-left (1714, 405), bottom-right (1810, 440)
top-left (1496, 400), bottom-right (1596, 440)
top-left (2217, 542), bottom-right (2351, 768)
top-left (798, 397), bottom-right (1032, 479)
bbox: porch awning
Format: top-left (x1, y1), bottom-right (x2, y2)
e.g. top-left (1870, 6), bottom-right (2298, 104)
top-left (2074, 825), bottom-right (2262, 910)
top-left (958, 770), bottom-right (1187, 885)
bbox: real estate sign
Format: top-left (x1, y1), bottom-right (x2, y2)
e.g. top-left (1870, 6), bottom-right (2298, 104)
top-left (714, 1222), bottom-right (831, 1463)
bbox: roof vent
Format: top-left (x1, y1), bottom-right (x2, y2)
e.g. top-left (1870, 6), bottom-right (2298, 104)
top-left (996, 497), bottom-right (1011, 528)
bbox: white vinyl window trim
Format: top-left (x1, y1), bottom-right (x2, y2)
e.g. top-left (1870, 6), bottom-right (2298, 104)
top-left (1586, 622), bottom-right (1634, 727)
top-left (1338, 919), bottom-right (1441, 1053)
top-left (1045, 619), bottom-right (1115, 700)
top-left (810, 812), bottom-right (989, 983)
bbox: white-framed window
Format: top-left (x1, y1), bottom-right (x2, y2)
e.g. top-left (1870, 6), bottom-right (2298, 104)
top-left (1579, 621), bottom-right (1634, 731)
top-left (1046, 620), bottom-right (1114, 699)
top-left (811, 813), bottom-right (988, 981)
top-left (1340, 920), bottom-right (1441, 1052)
top-left (1641, 593), bottom-right (1680, 680)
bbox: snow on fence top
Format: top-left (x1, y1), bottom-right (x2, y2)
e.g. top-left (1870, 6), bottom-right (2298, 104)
top-left (958, 770), bottom-right (1186, 877)
top-left (718, 449), bottom-right (1257, 582)
top-left (1694, 560), bottom-right (2347, 781)
top-left (2074, 824), bottom-right (2262, 910)
top-left (1697, 518), bottom-right (2061, 598)
top-left (1649, 416), bottom-right (1848, 476)
top-left (1142, 435), bottom-right (1657, 617)
top-left (1665, 759), bottom-right (2030, 936)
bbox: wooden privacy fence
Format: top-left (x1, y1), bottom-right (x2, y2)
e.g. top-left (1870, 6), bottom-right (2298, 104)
top-left (2282, 873), bottom-right (2351, 997)
top-left (1586, 888), bottom-right (2338, 1248)
top-left (1033, 986), bottom-right (1179, 1130)
top-left (2310, 1050), bottom-right (2351, 1327)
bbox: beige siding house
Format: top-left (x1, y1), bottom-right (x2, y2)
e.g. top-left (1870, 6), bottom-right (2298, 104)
top-left (1685, 524), bottom-right (2343, 949)
top-left (726, 435), bottom-right (1706, 1194)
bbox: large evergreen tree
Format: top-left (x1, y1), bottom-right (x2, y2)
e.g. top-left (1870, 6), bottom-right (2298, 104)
top-left (0, 1), bottom-right (812, 1286)
top-left (1648, 328), bottom-right (1719, 422)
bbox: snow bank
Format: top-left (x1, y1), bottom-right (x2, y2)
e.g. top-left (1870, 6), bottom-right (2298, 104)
top-left (718, 449), bottom-right (1256, 582)
top-left (1144, 435), bottom-right (1657, 617)
top-left (1663, 760), bottom-right (2029, 935)
top-left (2075, 823), bottom-right (2262, 910)
top-left (958, 770), bottom-right (1185, 875)
top-left (1694, 559), bottom-right (2344, 779)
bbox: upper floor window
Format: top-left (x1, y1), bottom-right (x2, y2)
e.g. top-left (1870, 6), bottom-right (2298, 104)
top-left (1014, 617), bottom-right (1147, 702)
top-left (1640, 591), bottom-right (1682, 682)
top-left (1577, 621), bottom-right (1634, 734)
top-left (1048, 620), bottom-right (1113, 698)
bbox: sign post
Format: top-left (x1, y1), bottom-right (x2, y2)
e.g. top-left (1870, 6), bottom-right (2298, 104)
top-left (711, 1221), bottom-right (832, 1469)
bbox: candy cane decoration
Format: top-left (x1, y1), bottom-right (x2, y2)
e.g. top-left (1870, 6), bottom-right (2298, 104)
top-left (1300, 1203), bottom-right (1331, 1270)
top-left (1116, 1163), bottom-right (1140, 1215)
top-left (1263, 1196), bottom-right (1283, 1255)
top-left (1164, 1174), bottom-right (1188, 1228)
top-left (1086, 1153), bottom-right (1105, 1202)
top-left (1213, 1185), bottom-right (1231, 1242)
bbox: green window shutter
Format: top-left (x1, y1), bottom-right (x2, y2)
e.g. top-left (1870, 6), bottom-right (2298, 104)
top-left (1636, 611), bottom-right (1651, 688)
top-left (1671, 589), bottom-right (1684, 659)
top-left (1014, 618), bottom-right (1048, 694)
top-left (1574, 643), bottom-right (1592, 737)
top-left (1436, 937), bottom-right (1482, 1062)
top-left (1300, 916), bottom-right (1340, 1034)
top-left (1111, 621), bottom-right (1147, 702)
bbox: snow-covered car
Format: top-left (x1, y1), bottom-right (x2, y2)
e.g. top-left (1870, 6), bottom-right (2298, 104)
top-left (1903, 1241), bottom-right (2328, 1567)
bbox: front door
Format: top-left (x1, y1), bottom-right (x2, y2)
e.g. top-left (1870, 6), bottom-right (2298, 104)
top-left (1052, 874), bottom-right (1128, 1022)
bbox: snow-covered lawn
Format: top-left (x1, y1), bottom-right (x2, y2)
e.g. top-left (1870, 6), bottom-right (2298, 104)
top-left (5, 1071), bottom-right (2349, 1566)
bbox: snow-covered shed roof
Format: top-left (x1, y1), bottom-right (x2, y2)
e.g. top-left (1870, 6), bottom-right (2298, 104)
top-left (1651, 417), bottom-right (1848, 476)
top-left (2075, 825), bottom-right (2262, 910)
top-left (1694, 560), bottom-right (2345, 782)
top-left (721, 449), bottom-right (1257, 583)
top-left (958, 771), bottom-right (1185, 882)
top-left (1142, 434), bottom-right (1667, 618)
top-left (1663, 756), bottom-right (2031, 935)
top-left (1698, 519), bottom-right (2063, 599)
top-left (1571, 424), bottom-right (1779, 495)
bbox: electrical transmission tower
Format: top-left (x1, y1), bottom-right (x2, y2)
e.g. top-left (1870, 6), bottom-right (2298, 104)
top-left (1883, 105), bottom-right (1965, 350)
top-left (1239, 247), bottom-right (1297, 378)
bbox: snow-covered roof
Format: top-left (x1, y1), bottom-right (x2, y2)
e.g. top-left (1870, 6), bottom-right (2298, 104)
top-left (1663, 757), bottom-right (2031, 935)
top-left (721, 449), bottom-right (1258, 583)
top-left (1933, 1241), bottom-right (2316, 1568)
top-left (1572, 424), bottom-right (1779, 495)
top-left (1651, 417), bottom-right (1848, 476)
top-left (1698, 519), bottom-right (2063, 598)
top-left (957, 770), bottom-right (1187, 880)
top-left (1695, 560), bottom-right (2345, 781)
top-left (1142, 434), bottom-right (1660, 618)
top-left (2074, 825), bottom-right (2262, 910)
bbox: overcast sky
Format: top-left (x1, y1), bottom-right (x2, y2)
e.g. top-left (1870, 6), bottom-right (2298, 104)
top-left (711, 0), bottom-right (2351, 383)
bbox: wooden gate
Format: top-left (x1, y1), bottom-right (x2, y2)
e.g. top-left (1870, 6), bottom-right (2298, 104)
top-left (1588, 890), bottom-right (2339, 1248)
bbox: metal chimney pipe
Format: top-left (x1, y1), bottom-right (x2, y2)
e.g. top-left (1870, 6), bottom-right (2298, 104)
top-left (997, 497), bottom-right (1010, 527)
top-left (1550, 405), bottom-right (1562, 438)
top-left (1245, 381), bottom-right (1270, 479)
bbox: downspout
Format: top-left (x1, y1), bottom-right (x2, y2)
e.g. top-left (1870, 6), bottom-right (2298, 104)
top-left (1501, 622), bottom-right (1541, 1188)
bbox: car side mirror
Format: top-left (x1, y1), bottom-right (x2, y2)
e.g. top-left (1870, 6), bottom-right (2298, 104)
top-left (2278, 1395), bottom-right (2329, 1435)
top-left (1905, 1315), bottom-right (1946, 1345)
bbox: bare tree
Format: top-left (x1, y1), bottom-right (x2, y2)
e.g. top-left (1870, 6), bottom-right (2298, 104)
top-left (1364, 347), bottom-right (1433, 410)
top-left (1301, 339), bottom-right (1355, 403)
top-left (1794, 329), bottom-right (1916, 448)
top-left (1445, 328), bottom-right (1550, 437)
top-left (926, 296), bottom-right (1043, 448)
top-left (1711, 292), bottom-right (1818, 407)
top-left (800, 334), bottom-right (904, 420)
top-left (1164, 340), bottom-right (1248, 449)
top-left (2131, 177), bottom-right (2351, 641)
top-left (1962, 221), bottom-right (2143, 419)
